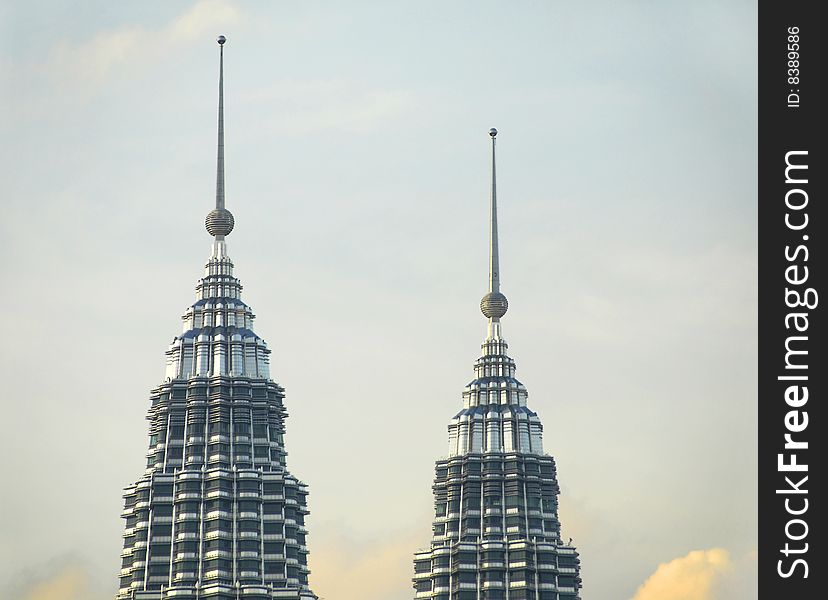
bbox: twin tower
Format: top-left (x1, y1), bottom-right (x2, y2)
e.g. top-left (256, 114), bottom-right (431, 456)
top-left (116, 38), bottom-right (582, 600)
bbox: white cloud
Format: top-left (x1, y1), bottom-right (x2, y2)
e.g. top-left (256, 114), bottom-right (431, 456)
top-left (46, 0), bottom-right (244, 91)
top-left (254, 80), bottom-right (415, 134)
top-left (49, 27), bottom-right (143, 84)
top-left (168, 0), bottom-right (242, 42)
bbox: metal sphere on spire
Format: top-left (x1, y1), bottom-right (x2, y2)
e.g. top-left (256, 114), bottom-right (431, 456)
top-left (481, 291), bottom-right (508, 318)
top-left (489, 127), bottom-right (498, 137)
top-left (205, 208), bottom-right (234, 236)
top-left (217, 35), bottom-right (226, 45)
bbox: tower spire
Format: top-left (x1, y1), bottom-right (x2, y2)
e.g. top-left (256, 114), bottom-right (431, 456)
top-left (117, 33), bottom-right (319, 600)
top-left (480, 128), bottom-right (508, 339)
top-left (412, 128), bottom-right (581, 600)
top-left (215, 35), bottom-right (226, 211)
top-left (488, 127), bottom-right (500, 295)
top-left (205, 35), bottom-right (235, 247)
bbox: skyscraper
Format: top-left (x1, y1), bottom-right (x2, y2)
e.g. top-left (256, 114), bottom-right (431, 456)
top-left (116, 38), bottom-right (317, 600)
top-left (412, 129), bottom-right (582, 600)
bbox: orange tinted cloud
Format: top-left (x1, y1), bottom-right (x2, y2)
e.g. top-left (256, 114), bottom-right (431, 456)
top-left (631, 548), bottom-right (732, 600)
top-left (19, 564), bottom-right (90, 600)
top-left (309, 529), bottom-right (424, 600)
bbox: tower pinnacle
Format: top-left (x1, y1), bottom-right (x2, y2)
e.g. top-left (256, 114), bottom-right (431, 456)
top-left (205, 35), bottom-right (235, 239)
top-left (413, 129), bottom-right (581, 598)
top-left (117, 34), bottom-right (318, 600)
top-left (480, 127), bottom-right (508, 336)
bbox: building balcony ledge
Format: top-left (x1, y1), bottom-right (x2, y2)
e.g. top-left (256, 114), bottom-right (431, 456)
top-left (176, 513), bottom-right (199, 521)
top-left (174, 553), bottom-right (198, 561)
top-left (206, 510), bottom-right (232, 519)
top-left (238, 571), bottom-right (260, 578)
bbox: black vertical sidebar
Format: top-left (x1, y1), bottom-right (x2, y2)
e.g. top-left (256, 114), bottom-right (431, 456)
top-left (758, 1), bottom-right (825, 597)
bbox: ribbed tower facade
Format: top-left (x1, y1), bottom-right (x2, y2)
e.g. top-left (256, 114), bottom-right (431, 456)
top-left (413, 129), bottom-right (582, 600)
top-left (117, 38), bottom-right (316, 600)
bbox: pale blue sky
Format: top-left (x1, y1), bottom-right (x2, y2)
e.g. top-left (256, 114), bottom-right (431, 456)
top-left (0, 2), bottom-right (757, 599)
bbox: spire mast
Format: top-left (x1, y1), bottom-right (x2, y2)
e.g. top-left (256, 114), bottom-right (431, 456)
top-left (488, 128), bottom-right (499, 295)
top-left (205, 36), bottom-right (235, 249)
top-left (480, 128), bottom-right (509, 339)
top-left (215, 35), bottom-right (226, 211)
